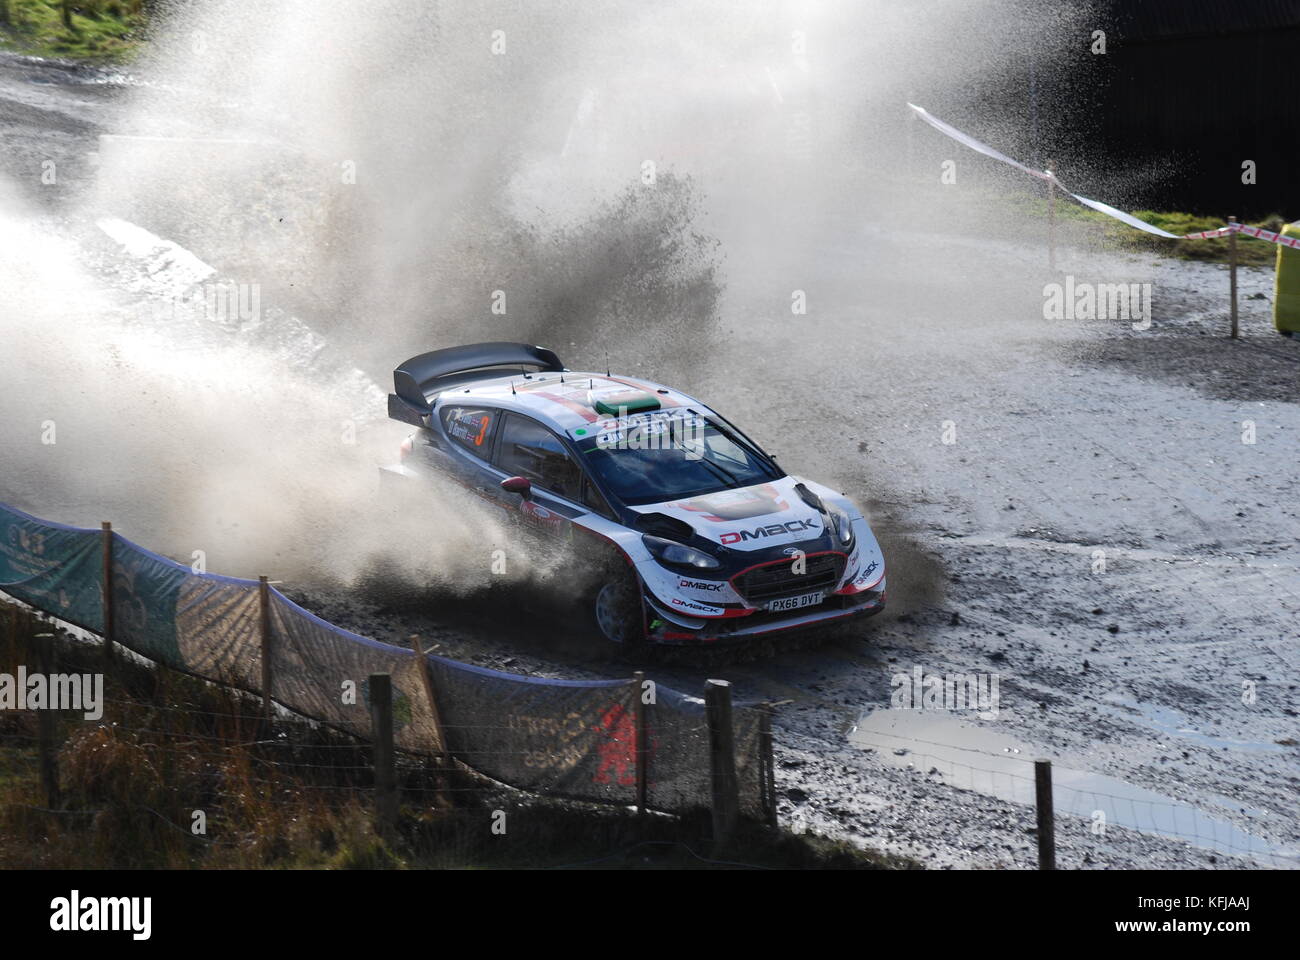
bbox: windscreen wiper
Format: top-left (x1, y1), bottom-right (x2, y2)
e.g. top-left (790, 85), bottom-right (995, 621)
top-left (693, 454), bottom-right (743, 488)
top-left (694, 410), bottom-right (781, 477)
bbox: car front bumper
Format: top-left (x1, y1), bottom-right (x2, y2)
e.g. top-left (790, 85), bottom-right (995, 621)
top-left (643, 582), bottom-right (885, 645)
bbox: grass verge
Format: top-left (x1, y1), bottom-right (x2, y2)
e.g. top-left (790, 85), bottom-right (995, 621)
top-left (0, 0), bottom-right (146, 63)
top-left (1011, 195), bottom-right (1289, 266)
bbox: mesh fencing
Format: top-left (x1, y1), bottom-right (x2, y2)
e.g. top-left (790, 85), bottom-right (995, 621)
top-left (267, 590), bottom-right (441, 752)
top-left (426, 655), bottom-right (638, 805)
top-left (0, 504), bottom-right (103, 634)
top-left (0, 502), bottom-right (773, 819)
top-left (113, 537), bottom-right (262, 689)
top-left (644, 688), bottom-right (770, 820)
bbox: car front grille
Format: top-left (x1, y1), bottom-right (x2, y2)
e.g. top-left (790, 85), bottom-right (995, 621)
top-left (731, 552), bottom-right (847, 604)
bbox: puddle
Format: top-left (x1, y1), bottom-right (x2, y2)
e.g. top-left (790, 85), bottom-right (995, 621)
top-left (850, 709), bottom-right (1298, 866)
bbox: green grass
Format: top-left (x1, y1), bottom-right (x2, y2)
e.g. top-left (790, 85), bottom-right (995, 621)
top-left (0, 0), bottom-right (146, 63)
top-left (1012, 194), bottom-right (1289, 266)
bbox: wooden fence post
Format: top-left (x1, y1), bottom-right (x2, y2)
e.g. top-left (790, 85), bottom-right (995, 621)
top-left (1035, 758), bottom-right (1056, 870)
top-left (704, 679), bottom-right (739, 851)
top-left (759, 702), bottom-right (777, 828)
top-left (633, 671), bottom-right (648, 816)
top-left (408, 634), bottom-right (452, 808)
top-left (258, 576), bottom-right (273, 731)
top-left (369, 673), bottom-right (398, 834)
top-left (1046, 161), bottom-right (1057, 272)
top-left (35, 630), bottom-right (59, 809)
top-left (101, 522), bottom-right (114, 662)
top-left (1228, 216), bottom-right (1239, 339)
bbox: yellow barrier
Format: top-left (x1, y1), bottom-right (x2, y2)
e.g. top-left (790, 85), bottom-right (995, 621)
top-left (1274, 222), bottom-right (1300, 336)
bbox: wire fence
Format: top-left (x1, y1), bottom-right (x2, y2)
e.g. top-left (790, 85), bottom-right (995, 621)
top-left (0, 602), bottom-right (786, 867)
top-left (0, 500), bottom-right (775, 838)
top-left (854, 725), bottom-right (1297, 870)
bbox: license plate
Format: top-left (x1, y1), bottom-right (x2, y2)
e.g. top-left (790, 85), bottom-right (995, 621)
top-left (766, 591), bottom-right (824, 612)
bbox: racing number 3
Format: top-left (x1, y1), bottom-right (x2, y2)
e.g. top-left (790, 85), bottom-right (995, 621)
top-left (474, 414), bottom-right (491, 447)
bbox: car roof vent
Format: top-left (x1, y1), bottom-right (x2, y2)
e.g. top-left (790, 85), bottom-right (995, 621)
top-left (589, 386), bottom-right (661, 416)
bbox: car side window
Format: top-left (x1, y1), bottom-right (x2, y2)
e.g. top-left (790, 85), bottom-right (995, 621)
top-left (583, 478), bottom-right (615, 519)
top-left (440, 406), bottom-right (498, 458)
top-left (495, 414), bottom-right (583, 501)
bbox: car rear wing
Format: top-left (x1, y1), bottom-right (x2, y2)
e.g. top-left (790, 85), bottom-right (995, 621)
top-left (388, 341), bottom-right (565, 426)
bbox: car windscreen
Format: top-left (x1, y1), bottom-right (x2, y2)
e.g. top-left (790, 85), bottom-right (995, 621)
top-left (576, 417), bottom-right (781, 506)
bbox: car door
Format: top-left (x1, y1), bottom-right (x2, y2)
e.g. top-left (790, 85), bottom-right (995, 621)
top-left (492, 412), bottom-right (590, 542)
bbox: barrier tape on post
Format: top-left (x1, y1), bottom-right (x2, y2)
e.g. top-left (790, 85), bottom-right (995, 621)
top-left (1231, 222), bottom-right (1300, 248)
top-left (907, 103), bottom-right (1298, 247)
top-left (905, 101), bottom-right (1053, 182)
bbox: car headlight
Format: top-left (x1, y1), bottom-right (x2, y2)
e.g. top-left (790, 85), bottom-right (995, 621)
top-left (830, 506), bottom-right (855, 550)
top-left (642, 534), bottom-right (721, 570)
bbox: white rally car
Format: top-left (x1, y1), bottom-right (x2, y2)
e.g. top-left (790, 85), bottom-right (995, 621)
top-left (381, 342), bottom-right (886, 648)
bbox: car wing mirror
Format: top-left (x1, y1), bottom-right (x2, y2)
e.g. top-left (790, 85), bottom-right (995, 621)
top-left (500, 476), bottom-right (533, 499)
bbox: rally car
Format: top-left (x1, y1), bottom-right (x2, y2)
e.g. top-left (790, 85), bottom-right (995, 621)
top-left (380, 342), bottom-right (885, 647)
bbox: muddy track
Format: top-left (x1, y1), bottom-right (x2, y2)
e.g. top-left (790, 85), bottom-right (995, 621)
top-left (296, 228), bottom-right (1300, 868)
top-left (2, 45), bottom-right (1295, 870)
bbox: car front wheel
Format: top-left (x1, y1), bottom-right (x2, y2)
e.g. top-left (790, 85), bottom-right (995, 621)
top-left (591, 566), bottom-right (646, 649)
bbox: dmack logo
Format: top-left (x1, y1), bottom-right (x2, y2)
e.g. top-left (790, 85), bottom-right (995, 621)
top-left (854, 559), bottom-right (880, 585)
top-left (679, 578), bottom-right (726, 592)
top-left (719, 518), bottom-right (817, 544)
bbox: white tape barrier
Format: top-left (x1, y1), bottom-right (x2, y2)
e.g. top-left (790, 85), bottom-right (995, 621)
top-left (907, 103), bottom-right (1299, 248)
top-left (906, 101), bottom-right (1052, 183)
top-left (1230, 222), bottom-right (1300, 248)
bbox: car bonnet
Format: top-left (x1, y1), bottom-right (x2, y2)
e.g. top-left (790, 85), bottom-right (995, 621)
top-left (629, 476), bottom-right (830, 552)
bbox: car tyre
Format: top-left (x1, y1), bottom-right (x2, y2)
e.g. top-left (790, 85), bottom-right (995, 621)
top-left (591, 564), bottom-right (647, 652)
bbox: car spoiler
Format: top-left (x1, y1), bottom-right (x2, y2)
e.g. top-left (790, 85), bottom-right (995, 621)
top-left (388, 341), bottom-right (565, 426)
